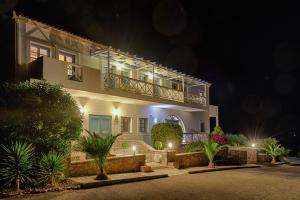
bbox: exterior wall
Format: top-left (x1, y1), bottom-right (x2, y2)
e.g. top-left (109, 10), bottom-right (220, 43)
top-left (209, 105), bottom-right (219, 128)
top-left (77, 97), bottom-right (209, 139)
top-left (228, 147), bottom-right (257, 164)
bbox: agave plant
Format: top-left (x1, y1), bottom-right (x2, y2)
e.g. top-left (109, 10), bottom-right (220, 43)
top-left (0, 141), bottom-right (34, 193)
top-left (76, 130), bottom-right (121, 180)
top-left (202, 139), bottom-right (224, 168)
top-left (38, 151), bottom-right (65, 187)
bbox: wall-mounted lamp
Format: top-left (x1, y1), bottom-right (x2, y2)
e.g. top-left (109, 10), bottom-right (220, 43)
top-left (132, 145), bottom-right (137, 155)
top-left (154, 117), bottom-right (158, 124)
top-left (79, 106), bottom-right (86, 114)
top-left (112, 108), bottom-right (120, 121)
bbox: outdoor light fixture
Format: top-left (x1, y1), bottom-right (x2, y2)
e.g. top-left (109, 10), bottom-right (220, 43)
top-left (116, 62), bottom-right (124, 70)
top-left (132, 145), bottom-right (137, 155)
top-left (251, 143), bottom-right (256, 148)
top-left (79, 106), bottom-right (86, 114)
top-left (154, 117), bottom-right (158, 123)
top-left (112, 108), bottom-right (120, 121)
top-left (168, 142), bottom-right (173, 149)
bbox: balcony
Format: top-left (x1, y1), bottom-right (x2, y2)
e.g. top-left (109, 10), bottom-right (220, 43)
top-left (104, 73), bottom-right (206, 106)
top-left (28, 57), bottom-right (207, 107)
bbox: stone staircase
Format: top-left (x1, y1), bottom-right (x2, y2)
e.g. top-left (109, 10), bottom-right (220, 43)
top-left (111, 139), bottom-right (168, 165)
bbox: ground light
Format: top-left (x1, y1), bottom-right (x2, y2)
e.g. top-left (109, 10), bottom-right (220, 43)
top-left (132, 145), bottom-right (137, 155)
top-left (251, 143), bottom-right (256, 148)
top-left (168, 142), bottom-right (173, 149)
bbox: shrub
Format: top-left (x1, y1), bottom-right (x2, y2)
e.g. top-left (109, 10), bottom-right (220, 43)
top-left (226, 134), bottom-right (248, 146)
top-left (209, 133), bottom-right (227, 144)
top-left (259, 137), bottom-right (287, 163)
top-left (38, 151), bottom-right (65, 187)
top-left (183, 142), bottom-right (202, 153)
top-left (76, 130), bottom-right (121, 180)
top-left (212, 125), bottom-right (224, 135)
top-left (0, 81), bottom-right (82, 155)
top-left (0, 141), bottom-right (34, 193)
top-left (202, 139), bottom-right (224, 168)
top-left (151, 123), bottom-right (183, 149)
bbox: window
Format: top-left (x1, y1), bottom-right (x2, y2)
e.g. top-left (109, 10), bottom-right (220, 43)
top-left (171, 82), bottom-right (180, 90)
top-left (67, 64), bottom-right (82, 82)
top-left (200, 122), bottom-right (205, 132)
top-left (139, 118), bottom-right (148, 133)
top-left (89, 115), bottom-right (112, 135)
top-left (30, 43), bottom-right (50, 62)
top-left (121, 117), bottom-right (131, 133)
top-left (58, 51), bottom-right (75, 63)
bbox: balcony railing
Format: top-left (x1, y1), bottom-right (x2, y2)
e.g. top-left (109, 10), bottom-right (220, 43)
top-left (185, 93), bottom-right (206, 105)
top-left (104, 73), bottom-right (206, 106)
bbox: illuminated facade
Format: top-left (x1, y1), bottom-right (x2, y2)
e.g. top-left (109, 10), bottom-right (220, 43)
top-left (10, 13), bottom-right (219, 151)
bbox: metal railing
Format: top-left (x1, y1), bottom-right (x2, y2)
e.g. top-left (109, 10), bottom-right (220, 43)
top-left (104, 73), bottom-right (206, 105)
top-left (185, 93), bottom-right (206, 105)
top-left (104, 73), bottom-right (184, 102)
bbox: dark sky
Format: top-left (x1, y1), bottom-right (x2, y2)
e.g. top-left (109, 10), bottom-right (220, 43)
top-left (1, 0), bottom-right (299, 148)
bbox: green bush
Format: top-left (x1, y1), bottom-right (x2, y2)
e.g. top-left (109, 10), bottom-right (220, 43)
top-left (0, 81), bottom-right (82, 155)
top-left (226, 133), bottom-right (248, 147)
top-left (258, 137), bottom-right (288, 163)
top-left (202, 139), bottom-right (224, 168)
top-left (0, 141), bottom-right (34, 193)
top-left (183, 142), bottom-right (202, 153)
top-left (151, 123), bottom-right (183, 149)
top-left (212, 125), bottom-right (224, 135)
top-left (38, 151), bottom-right (65, 187)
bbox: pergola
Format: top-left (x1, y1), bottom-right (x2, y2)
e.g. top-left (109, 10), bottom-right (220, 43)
top-left (90, 45), bottom-right (210, 95)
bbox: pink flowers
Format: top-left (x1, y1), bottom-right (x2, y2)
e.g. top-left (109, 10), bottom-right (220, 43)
top-left (209, 133), bottom-right (227, 144)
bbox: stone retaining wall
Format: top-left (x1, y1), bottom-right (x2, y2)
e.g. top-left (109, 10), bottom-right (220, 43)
top-left (228, 147), bottom-right (257, 164)
top-left (257, 153), bottom-right (272, 163)
top-left (66, 154), bottom-right (145, 177)
top-left (173, 152), bottom-right (208, 169)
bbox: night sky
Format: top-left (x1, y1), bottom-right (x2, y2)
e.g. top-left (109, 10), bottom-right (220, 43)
top-left (0, 0), bottom-right (299, 150)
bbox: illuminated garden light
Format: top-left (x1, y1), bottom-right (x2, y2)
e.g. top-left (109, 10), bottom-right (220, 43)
top-left (132, 145), bottom-right (137, 155)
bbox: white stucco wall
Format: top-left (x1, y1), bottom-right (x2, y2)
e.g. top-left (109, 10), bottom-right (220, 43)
top-left (76, 97), bottom-right (209, 144)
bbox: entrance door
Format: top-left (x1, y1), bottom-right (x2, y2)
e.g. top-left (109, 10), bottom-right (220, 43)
top-left (89, 115), bottom-right (112, 135)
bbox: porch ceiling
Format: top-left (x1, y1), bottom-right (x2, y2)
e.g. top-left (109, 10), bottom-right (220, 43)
top-left (65, 88), bottom-right (205, 112)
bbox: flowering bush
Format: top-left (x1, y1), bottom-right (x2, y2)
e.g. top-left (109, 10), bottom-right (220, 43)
top-left (209, 133), bottom-right (227, 144)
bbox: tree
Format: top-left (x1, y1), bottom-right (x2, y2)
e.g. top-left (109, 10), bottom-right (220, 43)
top-left (76, 130), bottom-right (121, 180)
top-left (259, 137), bottom-right (287, 164)
top-left (0, 141), bottom-right (34, 193)
top-left (0, 81), bottom-right (82, 155)
top-left (202, 139), bottom-right (224, 168)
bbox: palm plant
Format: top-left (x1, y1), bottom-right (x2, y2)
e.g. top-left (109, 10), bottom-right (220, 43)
top-left (76, 130), bottom-right (121, 180)
top-left (0, 141), bottom-right (34, 193)
top-left (264, 142), bottom-right (284, 164)
top-left (202, 139), bottom-right (224, 168)
top-left (38, 151), bottom-right (65, 187)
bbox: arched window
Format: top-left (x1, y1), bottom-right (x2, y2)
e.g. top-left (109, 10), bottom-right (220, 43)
top-left (165, 115), bottom-right (186, 133)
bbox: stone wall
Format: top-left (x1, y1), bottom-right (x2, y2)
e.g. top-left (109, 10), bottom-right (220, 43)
top-left (174, 152), bottom-right (208, 169)
top-left (257, 153), bottom-right (272, 163)
top-left (228, 147), bottom-right (257, 164)
top-left (66, 154), bottom-right (145, 177)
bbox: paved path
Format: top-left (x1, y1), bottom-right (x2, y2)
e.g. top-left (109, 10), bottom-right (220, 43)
top-left (8, 165), bottom-right (300, 200)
